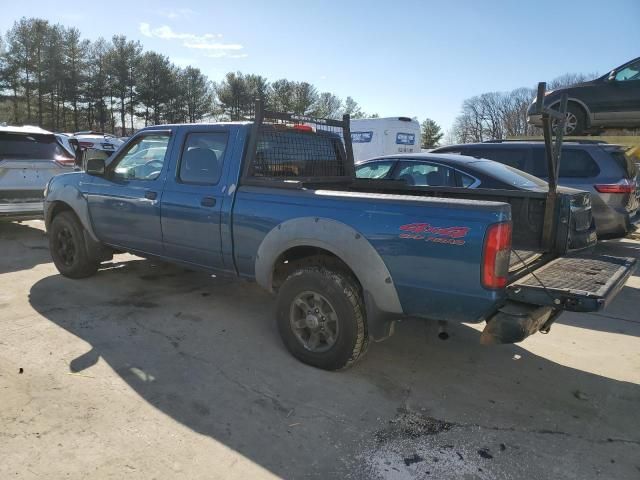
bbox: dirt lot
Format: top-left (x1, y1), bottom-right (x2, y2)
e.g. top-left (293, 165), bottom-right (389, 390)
top-left (1, 220), bottom-right (639, 479)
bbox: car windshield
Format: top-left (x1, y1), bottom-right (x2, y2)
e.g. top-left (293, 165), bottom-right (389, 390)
top-left (0, 132), bottom-right (72, 160)
top-left (470, 159), bottom-right (548, 189)
top-left (355, 161), bottom-right (394, 179)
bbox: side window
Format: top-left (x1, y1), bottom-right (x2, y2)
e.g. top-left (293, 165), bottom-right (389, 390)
top-left (469, 148), bottom-right (528, 170)
top-left (394, 161), bottom-right (455, 186)
top-left (113, 134), bottom-right (170, 181)
top-left (614, 60), bottom-right (640, 82)
top-left (531, 148), bottom-right (600, 178)
top-left (458, 171), bottom-right (478, 188)
top-left (355, 161), bottom-right (394, 179)
top-left (178, 132), bottom-right (228, 185)
top-left (558, 150), bottom-right (601, 178)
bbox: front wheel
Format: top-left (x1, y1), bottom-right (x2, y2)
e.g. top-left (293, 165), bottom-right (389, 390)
top-left (49, 211), bottom-right (99, 278)
top-left (554, 103), bottom-right (586, 136)
top-left (276, 267), bottom-right (369, 370)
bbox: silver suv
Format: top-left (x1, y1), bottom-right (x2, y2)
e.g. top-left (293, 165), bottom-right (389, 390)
top-left (0, 126), bottom-right (75, 221)
top-left (433, 141), bottom-right (639, 237)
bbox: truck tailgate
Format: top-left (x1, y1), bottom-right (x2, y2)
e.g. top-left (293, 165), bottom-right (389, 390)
top-left (506, 254), bottom-right (636, 312)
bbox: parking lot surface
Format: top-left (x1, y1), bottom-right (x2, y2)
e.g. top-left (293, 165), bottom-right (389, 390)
top-left (1, 220), bottom-right (639, 479)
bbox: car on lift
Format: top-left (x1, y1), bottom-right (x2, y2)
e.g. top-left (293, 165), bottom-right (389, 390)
top-left (527, 57), bottom-right (640, 136)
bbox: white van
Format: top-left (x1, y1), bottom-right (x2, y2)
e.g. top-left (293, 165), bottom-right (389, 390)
top-left (350, 117), bottom-right (421, 162)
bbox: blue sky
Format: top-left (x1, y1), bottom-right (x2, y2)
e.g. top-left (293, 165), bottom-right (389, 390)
top-left (2, 0), bottom-right (639, 131)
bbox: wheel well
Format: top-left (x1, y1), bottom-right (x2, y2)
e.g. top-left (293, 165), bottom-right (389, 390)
top-left (567, 100), bottom-right (587, 118)
top-left (47, 201), bottom-right (73, 224)
top-left (552, 99), bottom-right (589, 125)
top-left (271, 246), bottom-right (361, 292)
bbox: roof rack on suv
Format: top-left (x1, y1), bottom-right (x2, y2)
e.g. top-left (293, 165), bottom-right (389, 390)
top-left (483, 139), bottom-right (610, 145)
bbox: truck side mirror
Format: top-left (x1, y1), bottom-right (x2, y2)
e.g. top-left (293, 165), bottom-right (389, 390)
top-left (85, 157), bottom-right (106, 176)
top-left (607, 70), bottom-right (616, 82)
top-left (83, 149), bottom-right (110, 175)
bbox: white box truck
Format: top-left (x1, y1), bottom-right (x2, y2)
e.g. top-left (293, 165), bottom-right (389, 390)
top-left (350, 117), bottom-right (421, 162)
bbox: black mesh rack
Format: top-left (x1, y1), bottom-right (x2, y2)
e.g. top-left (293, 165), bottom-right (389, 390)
top-left (242, 100), bottom-right (355, 185)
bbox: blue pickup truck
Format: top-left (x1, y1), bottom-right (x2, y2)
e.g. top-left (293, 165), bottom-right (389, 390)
top-left (43, 107), bottom-right (635, 370)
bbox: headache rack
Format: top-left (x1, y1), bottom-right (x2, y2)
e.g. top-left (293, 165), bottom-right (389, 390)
top-left (241, 100), bottom-right (355, 186)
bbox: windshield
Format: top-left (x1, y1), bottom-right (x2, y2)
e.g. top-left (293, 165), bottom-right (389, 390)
top-left (0, 132), bottom-right (72, 160)
top-left (355, 161), bottom-right (394, 179)
top-left (470, 160), bottom-right (548, 189)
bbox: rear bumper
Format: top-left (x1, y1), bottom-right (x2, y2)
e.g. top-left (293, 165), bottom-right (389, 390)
top-left (592, 205), bottom-right (637, 237)
top-left (0, 201), bottom-right (44, 221)
top-left (482, 253), bottom-right (636, 344)
top-left (481, 301), bottom-right (558, 345)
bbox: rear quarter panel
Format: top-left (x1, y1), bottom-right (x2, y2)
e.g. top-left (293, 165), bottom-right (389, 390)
top-left (233, 187), bottom-right (510, 323)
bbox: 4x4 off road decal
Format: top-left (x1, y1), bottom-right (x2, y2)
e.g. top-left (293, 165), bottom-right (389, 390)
top-left (399, 223), bottom-right (470, 246)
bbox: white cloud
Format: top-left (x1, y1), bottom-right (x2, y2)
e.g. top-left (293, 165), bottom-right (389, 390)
top-left (205, 52), bottom-right (249, 59)
top-left (139, 23), bottom-right (243, 52)
top-left (158, 8), bottom-right (194, 19)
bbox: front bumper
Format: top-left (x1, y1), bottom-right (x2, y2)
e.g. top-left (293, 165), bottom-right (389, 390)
top-left (527, 113), bottom-right (543, 126)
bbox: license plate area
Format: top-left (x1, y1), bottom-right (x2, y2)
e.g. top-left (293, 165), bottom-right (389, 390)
top-left (506, 254), bottom-right (636, 312)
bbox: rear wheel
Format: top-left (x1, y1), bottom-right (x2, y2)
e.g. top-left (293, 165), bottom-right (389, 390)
top-left (49, 211), bottom-right (99, 278)
top-left (276, 267), bottom-right (369, 370)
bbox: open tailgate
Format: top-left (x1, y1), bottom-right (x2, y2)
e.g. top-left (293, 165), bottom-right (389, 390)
top-left (506, 254), bottom-right (636, 312)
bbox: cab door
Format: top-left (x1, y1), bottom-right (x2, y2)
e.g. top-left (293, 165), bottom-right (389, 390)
top-left (86, 130), bottom-right (173, 255)
top-left (160, 127), bottom-right (230, 270)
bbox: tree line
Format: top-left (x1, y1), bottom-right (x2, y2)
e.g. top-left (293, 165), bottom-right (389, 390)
top-left (0, 17), bottom-right (597, 145)
top-left (450, 73), bottom-right (596, 143)
top-left (0, 17), bottom-right (374, 136)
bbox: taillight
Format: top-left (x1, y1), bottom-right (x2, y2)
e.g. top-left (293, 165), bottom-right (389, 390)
top-left (594, 181), bottom-right (635, 194)
top-left (54, 156), bottom-right (76, 167)
top-left (482, 222), bottom-right (512, 289)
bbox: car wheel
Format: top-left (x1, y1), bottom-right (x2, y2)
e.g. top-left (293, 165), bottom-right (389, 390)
top-left (276, 267), bottom-right (369, 370)
top-left (555, 103), bottom-right (586, 136)
top-left (49, 211), bottom-right (100, 278)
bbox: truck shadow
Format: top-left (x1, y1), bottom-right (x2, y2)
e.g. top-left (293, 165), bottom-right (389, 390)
top-left (0, 221), bottom-right (51, 274)
top-left (28, 258), bottom-right (640, 479)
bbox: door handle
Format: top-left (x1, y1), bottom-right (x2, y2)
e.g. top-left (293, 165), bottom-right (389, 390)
top-left (201, 196), bottom-right (216, 207)
top-left (145, 191), bottom-right (158, 200)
